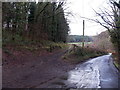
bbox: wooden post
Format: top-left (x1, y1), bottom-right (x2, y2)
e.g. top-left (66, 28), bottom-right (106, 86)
top-left (82, 20), bottom-right (85, 48)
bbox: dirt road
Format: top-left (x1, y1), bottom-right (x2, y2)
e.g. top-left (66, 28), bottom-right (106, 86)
top-left (3, 49), bottom-right (74, 88)
top-left (3, 48), bottom-right (119, 88)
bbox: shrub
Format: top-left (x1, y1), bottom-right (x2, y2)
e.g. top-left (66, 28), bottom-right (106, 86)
top-left (63, 46), bottom-right (108, 64)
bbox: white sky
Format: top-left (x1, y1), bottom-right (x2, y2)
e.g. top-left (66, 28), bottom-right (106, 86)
top-left (65, 0), bottom-right (110, 36)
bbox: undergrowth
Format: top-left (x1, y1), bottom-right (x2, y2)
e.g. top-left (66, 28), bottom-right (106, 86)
top-left (63, 46), bottom-right (108, 64)
top-left (112, 54), bottom-right (120, 70)
top-left (3, 30), bottom-right (68, 52)
top-left (114, 61), bottom-right (119, 69)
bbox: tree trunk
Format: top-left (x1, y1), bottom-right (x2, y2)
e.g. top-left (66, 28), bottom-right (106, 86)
top-left (6, 20), bottom-right (10, 30)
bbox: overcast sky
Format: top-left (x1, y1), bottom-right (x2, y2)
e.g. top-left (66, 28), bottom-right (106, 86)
top-left (65, 0), bottom-right (110, 36)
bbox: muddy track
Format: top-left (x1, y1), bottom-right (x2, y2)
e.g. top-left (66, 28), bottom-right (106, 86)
top-left (3, 49), bottom-right (74, 88)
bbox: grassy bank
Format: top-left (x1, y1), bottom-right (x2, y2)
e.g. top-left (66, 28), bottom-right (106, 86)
top-left (62, 46), bottom-right (107, 64)
top-left (114, 61), bottom-right (119, 69)
top-left (3, 41), bottom-right (68, 55)
top-left (68, 42), bottom-right (92, 47)
top-left (3, 30), bottom-right (68, 53)
top-left (111, 53), bottom-right (120, 71)
top-left (113, 57), bottom-right (119, 71)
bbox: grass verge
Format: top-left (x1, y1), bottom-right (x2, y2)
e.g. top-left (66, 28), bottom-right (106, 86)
top-left (62, 46), bottom-right (108, 64)
top-left (111, 54), bottom-right (120, 71)
top-left (114, 61), bottom-right (120, 71)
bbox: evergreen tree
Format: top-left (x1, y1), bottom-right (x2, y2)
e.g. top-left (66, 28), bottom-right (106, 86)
top-left (3, 2), bottom-right (70, 43)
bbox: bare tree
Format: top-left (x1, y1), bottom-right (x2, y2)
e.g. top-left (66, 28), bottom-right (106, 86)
top-left (93, 0), bottom-right (120, 61)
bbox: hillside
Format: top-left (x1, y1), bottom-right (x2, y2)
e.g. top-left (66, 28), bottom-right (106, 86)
top-left (91, 30), bottom-right (114, 52)
top-left (92, 31), bottom-right (109, 41)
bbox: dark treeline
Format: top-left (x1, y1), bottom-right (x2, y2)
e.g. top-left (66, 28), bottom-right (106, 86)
top-left (67, 35), bottom-right (93, 42)
top-left (2, 2), bottom-right (69, 43)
